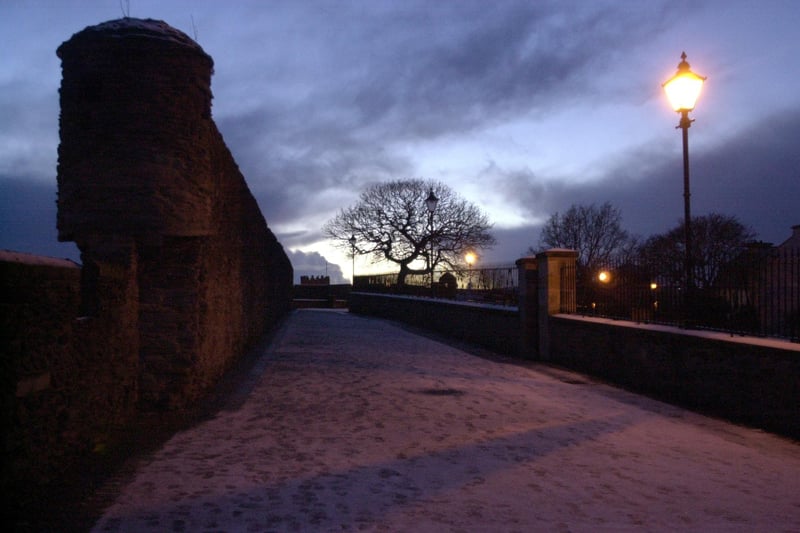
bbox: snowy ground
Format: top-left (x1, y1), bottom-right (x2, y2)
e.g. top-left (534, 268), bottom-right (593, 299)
top-left (92, 309), bottom-right (800, 532)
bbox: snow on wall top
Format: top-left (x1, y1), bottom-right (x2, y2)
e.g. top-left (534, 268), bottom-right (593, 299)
top-left (0, 249), bottom-right (80, 268)
top-left (57, 17), bottom-right (209, 60)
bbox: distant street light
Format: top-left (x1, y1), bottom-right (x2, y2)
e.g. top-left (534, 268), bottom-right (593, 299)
top-left (348, 234), bottom-right (357, 286)
top-left (425, 187), bottom-right (439, 296)
top-left (650, 281), bottom-right (659, 315)
top-left (465, 251), bottom-right (477, 267)
top-left (663, 51), bottom-right (705, 320)
top-left (464, 251), bottom-right (477, 293)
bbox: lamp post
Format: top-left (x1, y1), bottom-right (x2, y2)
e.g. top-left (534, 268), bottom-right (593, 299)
top-left (348, 234), bottom-right (356, 286)
top-left (663, 51), bottom-right (705, 319)
top-left (425, 187), bottom-right (439, 297)
top-left (464, 251), bottom-right (476, 293)
top-left (650, 282), bottom-right (659, 317)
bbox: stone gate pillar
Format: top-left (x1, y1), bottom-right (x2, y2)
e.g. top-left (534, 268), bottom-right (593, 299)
top-left (517, 250), bottom-right (578, 360)
top-left (537, 249), bottom-right (578, 361)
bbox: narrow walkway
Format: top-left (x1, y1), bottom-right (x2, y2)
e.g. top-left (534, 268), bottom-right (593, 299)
top-left (92, 309), bottom-right (800, 532)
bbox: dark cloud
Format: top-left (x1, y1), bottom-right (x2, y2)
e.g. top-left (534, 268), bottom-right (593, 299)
top-left (0, 177), bottom-right (79, 261)
top-left (605, 108), bottom-right (800, 244)
top-left (2, 0), bottom-right (795, 275)
top-left (214, 0), bottom-right (678, 230)
top-left (691, 108), bottom-right (800, 243)
top-left (490, 108), bottom-right (800, 250)
top-left (481, 225), bottom-right (540, 265)
top-left (0, 84), bottom-right (59, 176)
top-left (337, 1), bottom-right (674, 139)
top-left (218, 108), bottom-right (414, 229)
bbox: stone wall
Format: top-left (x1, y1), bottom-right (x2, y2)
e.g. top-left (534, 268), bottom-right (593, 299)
top-left (293, 283), bottom-right (352, 308)
top-left (1, 17), bottom-right (292, 507)
top-left (56, 18), bottom-right (292, 409)
top-left (549, 315), bottom-right (800, 439)
top-left (1, 251), bottom-right (140, 505)
top-left (349, 293), bottom-right (520, 355)
top-left (351, 250), bottom-right (799, 441)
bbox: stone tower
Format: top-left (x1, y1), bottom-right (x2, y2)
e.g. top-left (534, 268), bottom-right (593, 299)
top-left (56, 18), bottom-right (292, 409)
top-left (56, 18), bottom-right (215, 240)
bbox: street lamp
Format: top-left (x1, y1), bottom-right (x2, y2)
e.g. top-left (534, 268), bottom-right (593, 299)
top-left (425, 187), bottom-right (439, 296)
top-left (348, 234), bottom-right (357, 286)
top-left (465, 251), bottom-right (476, 267)
top-left (650, 282), bottom-right (659, 316)
top-left (464, 251), bottom-right (476, 293)
top-left (663, 51), bottom-right (705, 319)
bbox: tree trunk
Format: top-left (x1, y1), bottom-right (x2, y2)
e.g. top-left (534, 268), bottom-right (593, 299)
top-left (396, 264), bottom-right (409, 286)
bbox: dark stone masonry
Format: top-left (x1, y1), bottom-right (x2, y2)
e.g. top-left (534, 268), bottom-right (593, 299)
top-left (55, 17), bottom-right (292, 409)
top-left (2, 17), bottom-right (292, 516)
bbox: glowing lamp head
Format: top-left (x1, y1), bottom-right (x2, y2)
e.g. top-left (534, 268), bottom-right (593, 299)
top-left (465, 252), bottom-right (476, 266)
top-left (598, 271), bottom-right (611, 283)
top-left (663, 52), bottom-right (706, 112)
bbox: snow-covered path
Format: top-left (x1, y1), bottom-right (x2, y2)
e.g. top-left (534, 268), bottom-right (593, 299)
top-left (92, 309), bottom-right (800, 532)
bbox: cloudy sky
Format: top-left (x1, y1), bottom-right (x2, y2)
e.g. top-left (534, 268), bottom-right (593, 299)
top-left (1, 0), bottom-right (798, 283)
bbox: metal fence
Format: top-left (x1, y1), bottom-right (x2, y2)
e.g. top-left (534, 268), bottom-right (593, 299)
top-left (562, 247), bottom-right (800, 341)
top-left (354, 265), bottom-right (519, 306)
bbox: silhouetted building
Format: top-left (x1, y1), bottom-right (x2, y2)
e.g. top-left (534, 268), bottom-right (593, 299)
top-left (301, 275), bottom-right (331, 286)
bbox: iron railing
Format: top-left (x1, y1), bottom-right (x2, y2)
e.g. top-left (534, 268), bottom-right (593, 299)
top-left (562, 247), bottom-right (800, 341)
top-left (354, 265), bottom-right (519, 306)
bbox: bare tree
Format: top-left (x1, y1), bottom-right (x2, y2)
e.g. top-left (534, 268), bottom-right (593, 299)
top-left (639, 213), bottom-right (756, 288)
top-left (324, 179), bottom-right (495, 285)
top-left (532, 202), bottom-right (631, 272)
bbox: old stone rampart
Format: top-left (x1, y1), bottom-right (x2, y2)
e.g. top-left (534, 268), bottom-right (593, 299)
top-left (55, 17), bottom-right (292, 409)
top-left (1, 251), bottom-right (140, 507)
top-left (2, 17), bottom-right (292, 505)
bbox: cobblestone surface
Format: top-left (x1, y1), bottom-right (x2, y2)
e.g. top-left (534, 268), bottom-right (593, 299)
top-left (90, 309), bottom-right (800, 532)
